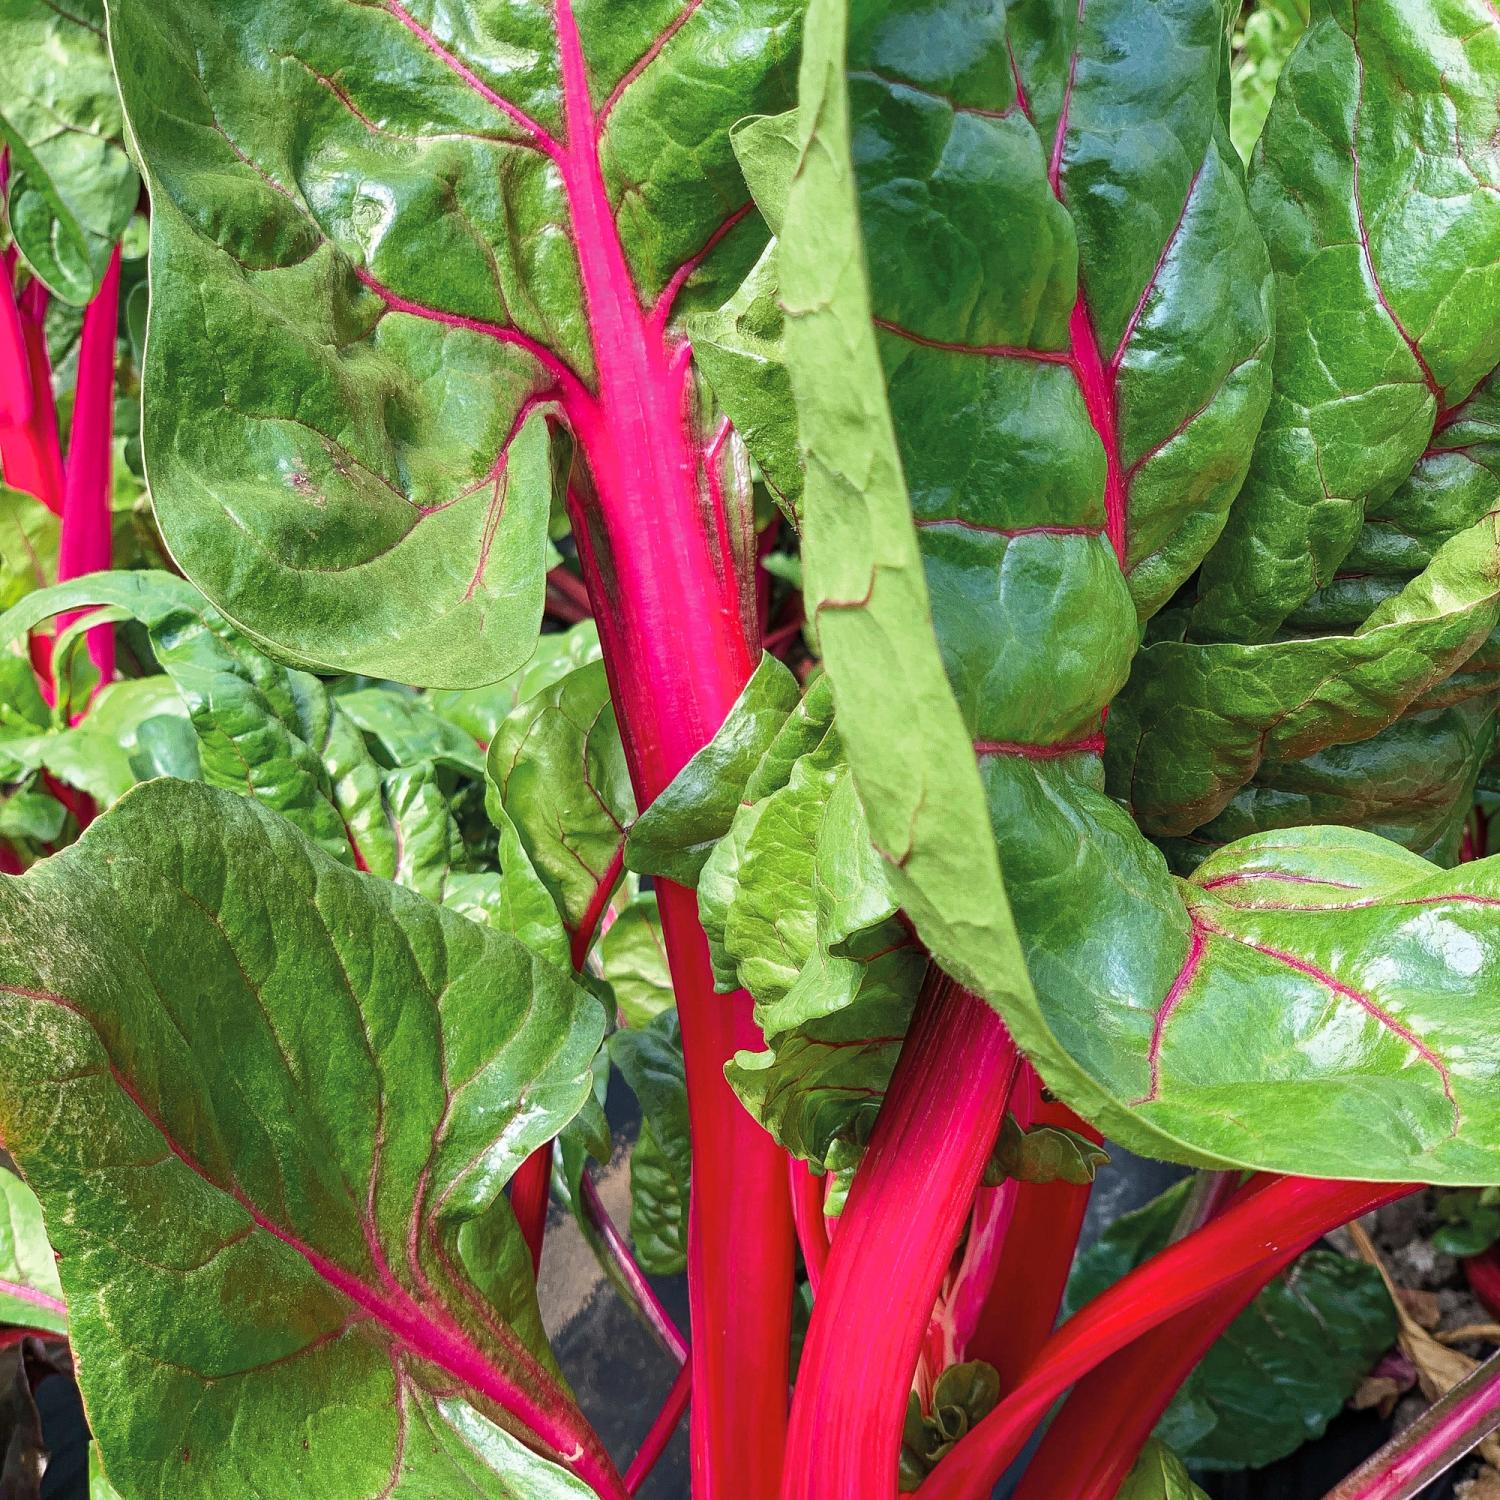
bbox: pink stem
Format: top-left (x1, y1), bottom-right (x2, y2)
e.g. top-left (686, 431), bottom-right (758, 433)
top-left (780, 973), bottom-right (1021, 1500)
top-left (510, 1147), bottom-right (551, 1277)
top-left (1323, 1347), bottom-right (1500, 1500)
top-left (965, 1073), bottom-right (1101, 1392)
top-left (579, 1170), bottom-right (690, 1366)
top-left (625, 1360), bottom-right (692, 1494)
top-left (57, 247), bottom-right (121, 694)
top-left (1466, 1247), bottom-right (1500, 1321)
top-left (918, 1179), bottom-right (1413, 1500)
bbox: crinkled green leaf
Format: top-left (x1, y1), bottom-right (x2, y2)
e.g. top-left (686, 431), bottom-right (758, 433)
top-left (1110, 514), bottom-right (1500, 837)
top-left (0, 780), bottom-right (613, 1496)
top-left (486, 661), bottom-right (633, 939)
top-left (0, 1168), bottom-right (66, 1335)
top-left (0, 0), bottom-right (139, 304)
top-left (597, 893), bottom-right (673, 1029)
top-left (626, 651), bottom-right (800, 884)
top-left (778, 0), bottom-right (1500, 1183)
top-left (723, 771), bottom-right (924, 1171)
top-left (333, 687), bottom-right (487, 777)
top-left (609, 1010), bottom-right (689, 1277)
top-left (1194, 0), bottom-right (1500, 643)
top-left (1116, 1439), bottom-right (1210, 1500)
top-left (111, 0), bottom-right (802, 686)
top-left (900, 1362), bottom-right (1001, 1490)
top-left (985, 1114), bottom-right (1109, 1188)
top-left (1066, 1179), bottom-right (1396, 1470)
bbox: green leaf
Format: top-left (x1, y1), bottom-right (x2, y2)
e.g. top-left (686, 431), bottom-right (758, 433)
top-left (776, 0), bottom-right (1500, 1184)
top-left (609, 1010), bottom-right (690, 1277)
top-left (1116, 1439), bottom-right (1210, 1500)
top-left (486, 661), bottom-right (633, 939)
top-left (985, 1115), bottom-right (1109, 1188)
top-left (0, 0), bottom-right (139, 304)
top-left (0, 487), bottom-right (57, 612)
top-left (0, 791), bottom-right (65, 845)
top-left (1067, 1180), bottom-right (1396, 1470)
top-left (1228, 0), bottom-right (1309, 165)
top-left (333, 687), bottom-right (486, 777)
top-left (597, 893), bottom-right (673, 1029)
top-left (900, 1361), bottom-right (1001, 1490)
top-left (110, 0), bottom-right (802, 686)
top-left (1194, 0), bottom-right (1500, 642)
top-left (0, 779), bottom-right (613, 1497)
top-left (1110, 515), bottom-right (1500, 837)
top-left (427, 622), bottom-right (601, 746)
top-left (90, 1443), bottom-right (124, 1500)
top-left (1431, 1187), bottom-right (1500, 1258)
top-left (626, 651), bottom-right (801, 885)
top-left (0, 1168), bottom-right (66, 1334)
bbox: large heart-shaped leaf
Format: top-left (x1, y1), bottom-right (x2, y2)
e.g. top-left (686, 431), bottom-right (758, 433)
top-left (776, 0), bottom-right (1500, 1181)
top-left (0, 0), bottom-right (139, 304)
top-left (0, 779), bottom-right (618, 1496)
top-left (110, 0), bottom-right (802, 685)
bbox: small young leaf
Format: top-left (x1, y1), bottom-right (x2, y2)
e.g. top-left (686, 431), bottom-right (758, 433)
top-left (1116, 1439), bottom-right (1210, 1500)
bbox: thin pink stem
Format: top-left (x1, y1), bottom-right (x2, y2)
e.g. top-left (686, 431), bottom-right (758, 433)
top-left (788, 1157), bottom-right (831, 1294)
top-left (1323, 1347), bottom-right (1500, 1500)
top-left (57, 247), bottom-right (121, 694)
top-left (626, 1360), bottom-right (692, 1494)
top-left (580, 1170), bottom-right (689, 1366)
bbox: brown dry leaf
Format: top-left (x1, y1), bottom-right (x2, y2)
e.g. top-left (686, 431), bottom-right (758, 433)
top-left (1348, 1223), bottom-right (1500, 1470)
top-left (1350, 1375), bottom-right (1406, 1420)
top-left (1439, 1325), bottom-right (1500, 1347)
top-left (1401, 1287), bottom-right (1443, 1330)
top-left (1456, 1466), bottom-right (1500, 1500)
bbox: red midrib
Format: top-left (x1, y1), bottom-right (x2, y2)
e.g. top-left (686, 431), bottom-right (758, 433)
top-left (0, 1276), bottom-right (65, 1319)
top-left (0, 982), bottom-right (604, 1482)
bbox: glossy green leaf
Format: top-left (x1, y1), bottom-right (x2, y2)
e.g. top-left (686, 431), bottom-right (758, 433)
top-left (1194, 0), bottom-right (1500, 643)
top-left (626, 651), bottom-right (800, 884)
top-left (777, 0), bottom-right (1500, 1183)
top-left (0, 0), bottom-right (138, 304)
top-left (609, 1010), bottom-right (689, 1277)
top-left (486, 661), bottom-right (633, 939)
top-left (110, 0), bottom-right (801, 685)
top-left (1116, 1439), bottom-right (1210, 1500)
top-left (0, 1169), bottom-right (66, 1335)
top-left (1066, 1179), bottom-right (1395, 1470)
top-left (0, 780), bottom-right (613, 1496)
top-left (1431, 1187), bottom-right (1500, 1258)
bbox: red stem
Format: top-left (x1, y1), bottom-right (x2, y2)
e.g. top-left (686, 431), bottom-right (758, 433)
top-left (1465, 1246), bottom-right (1500, 1321)
top-left (966, 1072), bottom-right (1101, 1391)
top-left (780, 972), bottom-right (1021, 1500)
top-left (57, 247), bottom-right (121, 693)
top-left (918, 1179), bottom-right (1413, 1500)
top-left (510, 1147), bottom-right (551, 1277)
top-left (626, 1360), bottom-right (692, 1494)
top-left (1323, 1347), bottom-right (1500, 1500)
top-left (788, 1157), bottom-right (831, 1294)
top-left (1013, 1256), bottom-right (1292, 1500)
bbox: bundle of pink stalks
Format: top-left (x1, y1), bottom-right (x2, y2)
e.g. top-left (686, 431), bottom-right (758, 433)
top-left (1, 152), bottom-right (121, 727)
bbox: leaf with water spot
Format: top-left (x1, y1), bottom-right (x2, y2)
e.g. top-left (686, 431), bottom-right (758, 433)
top-left (0, 780), bottom-right (616, 1497)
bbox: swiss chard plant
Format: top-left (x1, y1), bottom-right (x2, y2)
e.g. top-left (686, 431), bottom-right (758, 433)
top-left (2, 0), bottom-right (1500, 1498)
